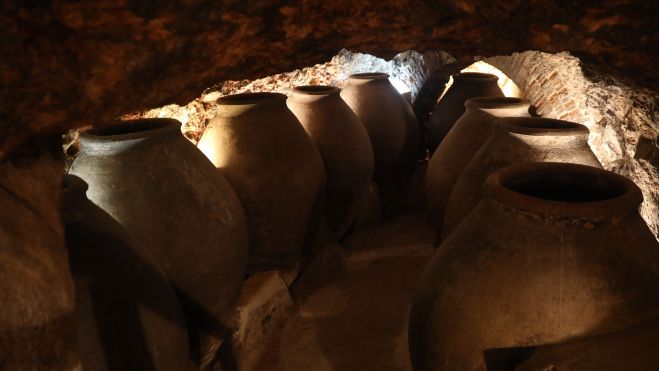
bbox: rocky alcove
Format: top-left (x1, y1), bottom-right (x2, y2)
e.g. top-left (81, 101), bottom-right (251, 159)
top-left (1, 1), bottom-right (658, 371)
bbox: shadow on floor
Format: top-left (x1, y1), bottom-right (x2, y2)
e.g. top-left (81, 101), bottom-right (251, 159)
top-left (255, 213), bottom-right (434, 371)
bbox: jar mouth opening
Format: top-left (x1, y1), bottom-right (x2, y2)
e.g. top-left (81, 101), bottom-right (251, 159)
top-left (486, 162), bottom-right (642, 217)
top-left (293, 85), bottom-right (340, 95)
top-left (217, 92), bottom-right (286, 105)
top-left (454, 72), bottom-right (498, 81)
top-left (504, 171), bottom-right (627, 202)
top-left (348, 72), bottom-right (389, 80)
top-left (82, 118), bottom-right (180, 142)
top-left (499, 117), bottom-right (589, 136)
top-left (465, 97), bottom-right (529, 109)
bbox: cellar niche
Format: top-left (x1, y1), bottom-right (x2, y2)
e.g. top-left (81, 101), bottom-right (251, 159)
top-left (1, 1), bottom-right (659, 371)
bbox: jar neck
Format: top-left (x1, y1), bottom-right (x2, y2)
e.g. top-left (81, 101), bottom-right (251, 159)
top-left (346, 72), bottom-right (390, 87)
top-left (465, 98), bottom-right (530, 118)
top-left (467, 105), bottom-right (530, 118)
top-left (216, 92), bottom-right (287, 117)
top-left (452, 72), bottom-right (499, 87)
top-left (289, 86), bottom-right (341, 104)
top-left (492, 117), bottom-right (590, 147)
top-left (507, 129), bottom-right (590, 147)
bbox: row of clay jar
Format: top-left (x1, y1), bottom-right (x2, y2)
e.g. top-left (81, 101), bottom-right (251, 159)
top-left (54, 72), bottom-right (422, 370)
top-left (408, 73), bottom-right (659, 370)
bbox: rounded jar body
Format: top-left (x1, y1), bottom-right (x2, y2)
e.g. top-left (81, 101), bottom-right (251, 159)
top-left (340, 73), bottom-right (420, 209)
top-left (62, 175), bottom-right (192, 371)
top-left (197, 93), bottom-right (326, 271)
top-left (69, 118), bottom-right (248, 366)
top-left (410, 162), bottom-right (659, 371)
top-left (287, 86), bottom-right (374, 238)
top-left (426, 97), bottom-right (530, 241)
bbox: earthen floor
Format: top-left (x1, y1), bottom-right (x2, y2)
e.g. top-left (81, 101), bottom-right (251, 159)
top-left (255, 213), bottom-right (434, 371)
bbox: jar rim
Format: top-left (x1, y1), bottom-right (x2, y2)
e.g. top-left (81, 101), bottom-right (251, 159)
top-left (292, 85), bottom-right (340, 95)
top-left (465, 97), bottom-right (529, 109)
top-left (498, 117), bottom-right (589, 136)
top-left (453, 72), bottom-right (499, 82)
top-left (485, 162), bottom-right (643, 219)
top-left (80, 118), bottom-right (181, 144)
top-left (348, 72), bottom-right (390, 80)
top-left (217, 92), bottom-right (287, 105)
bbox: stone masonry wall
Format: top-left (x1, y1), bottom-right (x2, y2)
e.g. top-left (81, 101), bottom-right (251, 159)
top-left (486, 51), bottom-right (659, 237)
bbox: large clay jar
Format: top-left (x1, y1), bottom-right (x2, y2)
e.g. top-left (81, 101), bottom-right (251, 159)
top-left (409, 162), bottom-right (659, 371)
top-left (287, 85), bottom-right (374, 238)
top-left (61, 174), bottom-right (193, 371)
top-left (69, 118), bottom-right (248, 367)
top-left (197, 92), bottom-right (325, 272)
top-left (426, 97), bottom-right (530, 240)
top-left (0, 152), bottom-right (79, 370)
top-left (427, 72), bottom-right (504, 151)
top-left (340, 72), bottom-right (420, 209)
top-left (443, 117), bottom-right (601, 239)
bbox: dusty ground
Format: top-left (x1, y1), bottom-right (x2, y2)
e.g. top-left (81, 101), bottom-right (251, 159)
top-left (254, 214), bottom-right (434, 371)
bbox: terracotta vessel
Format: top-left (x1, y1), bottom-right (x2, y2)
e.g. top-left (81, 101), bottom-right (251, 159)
top-left (340, 72), bottom-right (420, 209)
top-left (61, 175), bottom-right (193, 371)
top-left (514, 316), bottom-right (659, 371)
top-left (287, 85), bottom-right (374, 238)
top-left (0, 154), bottom-right (79, 370)
top-left (427, 72), bottom-right (504, 151)
top-left (426, 97), bottom-right (530, 239)
top-left (69, 118), bottom-right (248, 367)
top-left (409, 162), bottom-right (659, 371)
top-left (402, 91), bottom-right (427, 161)
top-left (352, 181), bottom-right (383, 232)
top-left (443, 117), bottom-right (601, 239)
top-left (197, 92), bottom-right (325, 271)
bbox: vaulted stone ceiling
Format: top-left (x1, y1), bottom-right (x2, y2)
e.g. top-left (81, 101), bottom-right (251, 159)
top-left (1, 0), bottom-right (657, 160)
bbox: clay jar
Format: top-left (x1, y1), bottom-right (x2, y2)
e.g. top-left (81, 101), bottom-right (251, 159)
top-left (197, 92), bottom-right (326, 271)
top-left (69, 118), bottom-right (248, 367)
top-left (0, 154), bottom-right (79, 370)
top-left (443, 117), bottom-right (601, 239)
top-left (409, 162), bottom-right (659, 371)
top-left (426, 97), bottom-right (530, 239)
top-left (340, 72), bottom-right (420, 209)
top-left (61, 175), bottom-right (192, 371)
top-left (287, 85), bottom-right (374, 238)
top-left (427, 72), bottom-right (504, 151)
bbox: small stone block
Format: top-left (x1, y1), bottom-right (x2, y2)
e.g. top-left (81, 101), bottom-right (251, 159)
top-left (223, 271), bottom-right (295, 371)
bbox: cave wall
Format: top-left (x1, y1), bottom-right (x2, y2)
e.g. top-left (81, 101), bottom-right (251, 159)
top-left (120, 49), bottom-right (455, 145)
top-left (486, 51), bottom-right (659, 236)
top-left (0, 146), bottom-right (79, 368)
top-left (2, 0), bottom-right (658, 161)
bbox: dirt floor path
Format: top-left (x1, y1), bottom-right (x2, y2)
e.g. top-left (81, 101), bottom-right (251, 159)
top-left (255, 214), bottom-right (434, 371)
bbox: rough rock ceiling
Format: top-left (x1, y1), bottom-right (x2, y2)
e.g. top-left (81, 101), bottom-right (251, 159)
top-left (1, 0), bottom-right (657, 160)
